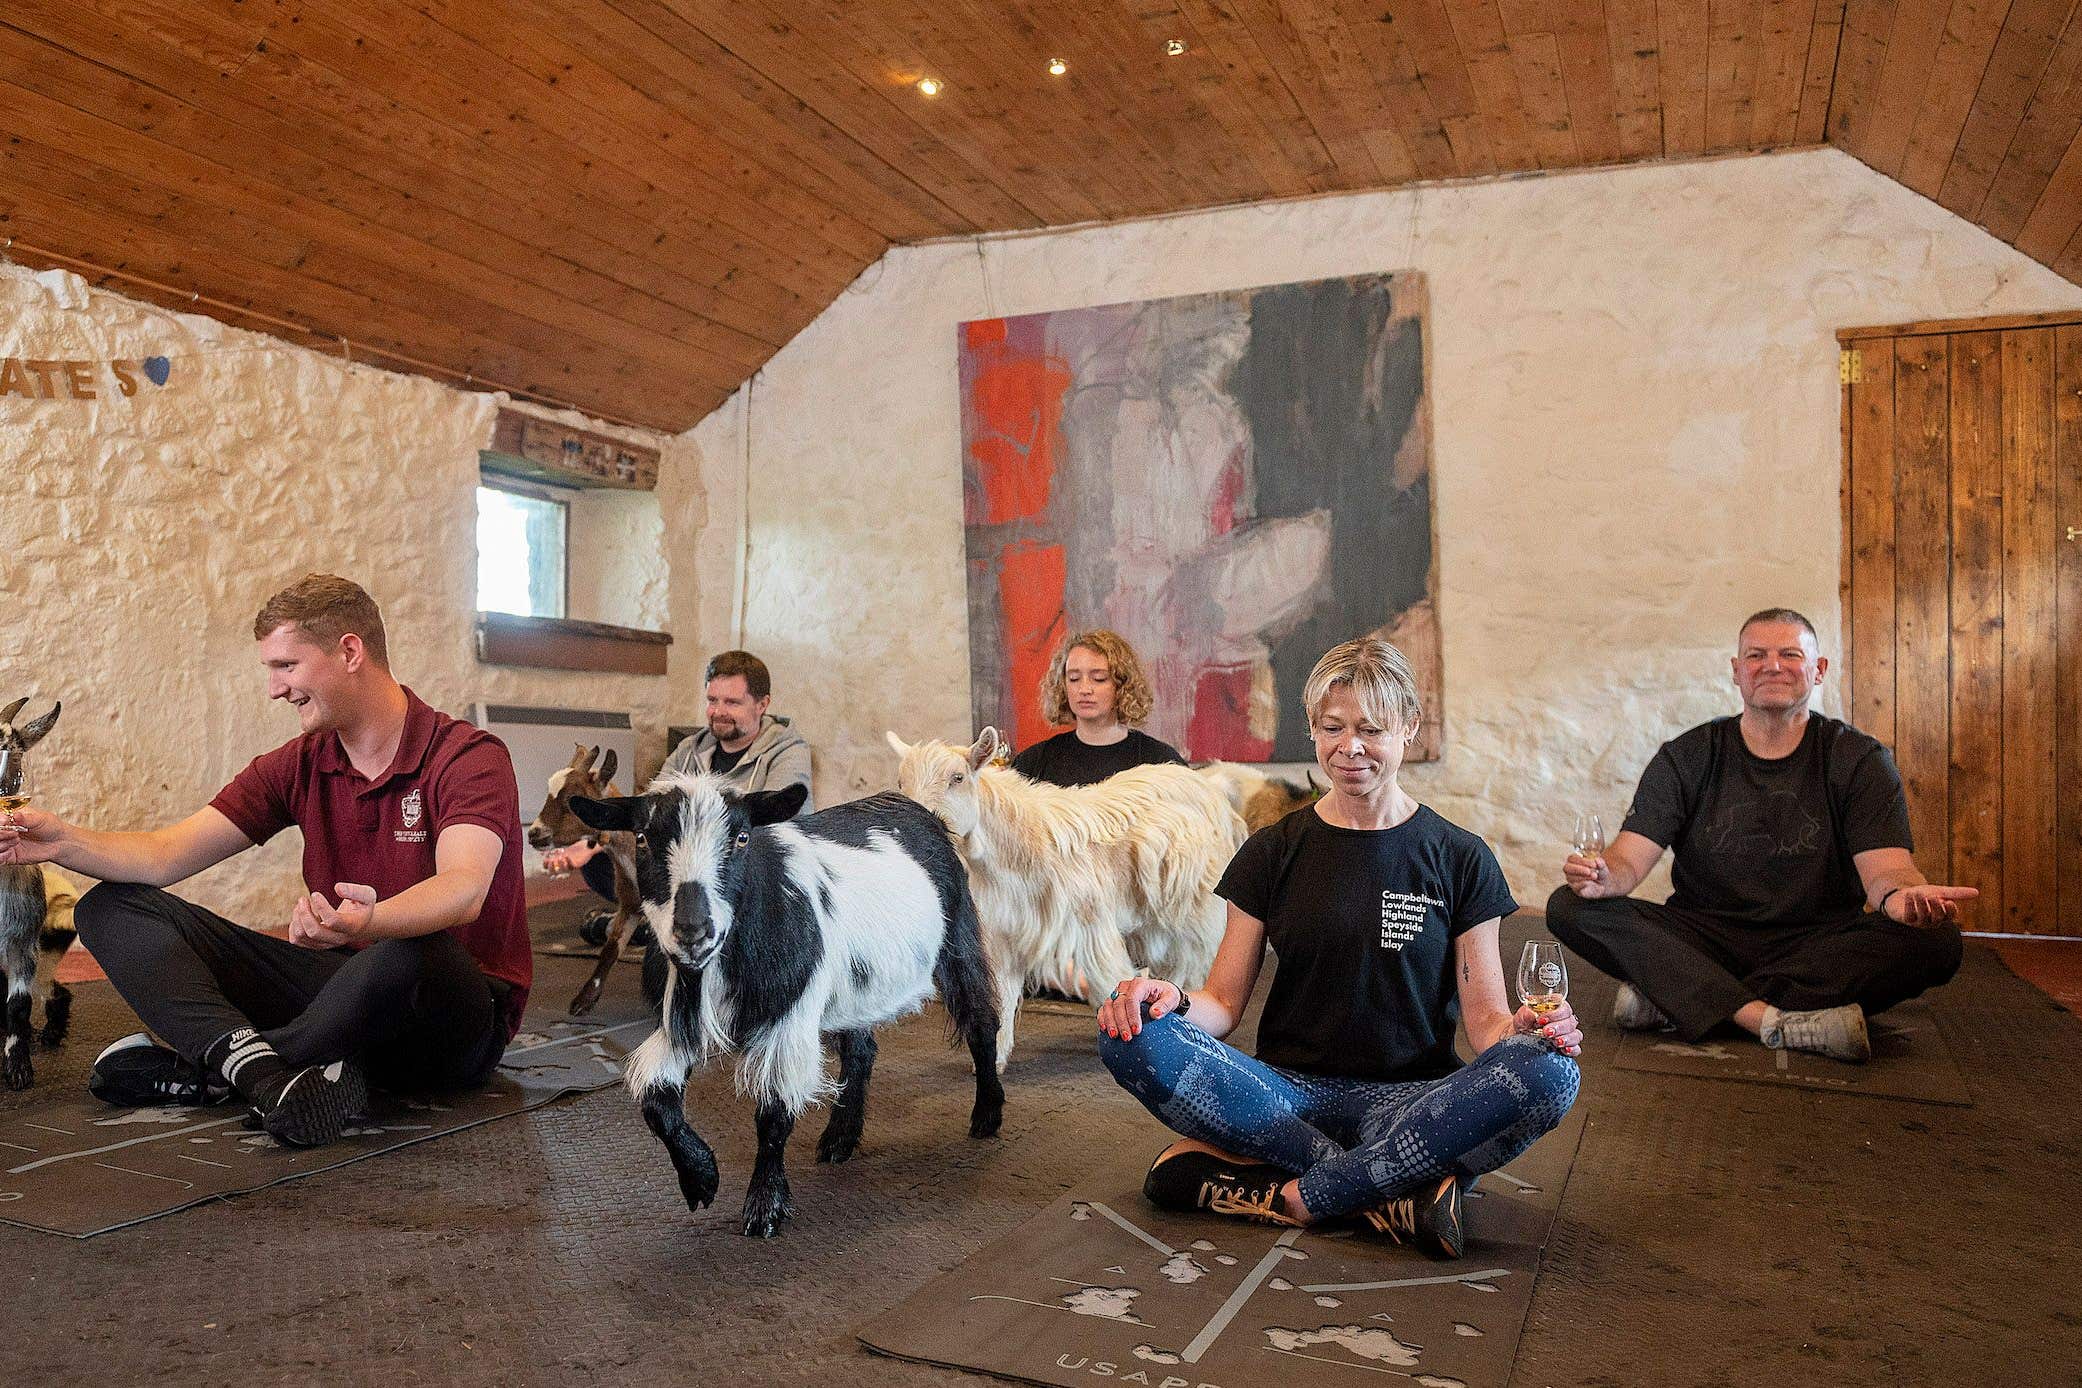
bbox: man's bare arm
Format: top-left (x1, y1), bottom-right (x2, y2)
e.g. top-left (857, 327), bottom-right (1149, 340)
top-left (1562, 828), bottom-right (1664, 899)
top-left (0, 805), bottom-right (252, 886)
top-left (301, 823), bottom-right (504, 947)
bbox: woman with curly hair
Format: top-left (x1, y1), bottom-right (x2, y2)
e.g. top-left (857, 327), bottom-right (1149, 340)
top-left (1011, 629), bottom-right (1186, 788)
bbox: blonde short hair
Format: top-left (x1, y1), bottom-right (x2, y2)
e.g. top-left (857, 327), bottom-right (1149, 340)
top-left (1302, 636), bottom-right (1421, 733)
top-left (1039, 629), bottom-right (1156, 727)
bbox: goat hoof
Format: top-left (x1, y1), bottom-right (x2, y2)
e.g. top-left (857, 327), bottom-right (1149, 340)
top-left (3, 1056), bottom-right (30, 1091)
top-left (741, 1187), bottom-right (794, 1237)
top-left (969, 1104), bottom-right (1004, 1140)
top-left (679, 1175), bottom-right (717, 1212)
top-left (816, 1129), bottom-right (861, 1164)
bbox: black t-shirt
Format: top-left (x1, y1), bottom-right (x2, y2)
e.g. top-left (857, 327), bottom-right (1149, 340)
top-left (1010, 728), bottom-right (1186, 788)
top-left (708, 742), bottom-right (748, 776)
top-left (1216, 805), bottom-right (1517, 1082)
top-left (1621, 714), bottom-right (1912, 925)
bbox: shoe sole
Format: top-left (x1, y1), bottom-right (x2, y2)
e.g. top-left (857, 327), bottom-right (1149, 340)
top-left (1425, 1178), bottom-right (1467, 1259)
top-left (262, 1063), bottom-right (370, 1147)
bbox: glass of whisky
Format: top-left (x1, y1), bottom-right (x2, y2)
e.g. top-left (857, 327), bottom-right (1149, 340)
top-left (0, 747), bottom-right (26, 815)
top-left (1517, 941), bottom-right (1568, 1018)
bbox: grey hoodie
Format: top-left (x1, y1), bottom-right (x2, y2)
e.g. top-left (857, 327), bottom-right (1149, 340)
top-left (662, 713), bottom-right (815, 811)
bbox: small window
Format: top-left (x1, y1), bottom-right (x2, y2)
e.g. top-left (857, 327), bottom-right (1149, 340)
top-left (476, 480), bottom-right (568, 619)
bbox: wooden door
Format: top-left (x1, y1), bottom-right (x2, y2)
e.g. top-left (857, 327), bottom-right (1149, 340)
top-left (1841, 312), bottom-right (2082, 937)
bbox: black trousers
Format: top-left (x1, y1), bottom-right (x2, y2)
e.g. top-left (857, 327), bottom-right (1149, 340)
top-left (75, 882), bottom-right (506, 1090)
top-left (1544, 886), bottom-right (1963, 1042)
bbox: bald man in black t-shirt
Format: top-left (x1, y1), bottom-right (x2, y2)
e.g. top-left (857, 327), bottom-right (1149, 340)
top-left (1546, 609), bottom-right (1970, 1063)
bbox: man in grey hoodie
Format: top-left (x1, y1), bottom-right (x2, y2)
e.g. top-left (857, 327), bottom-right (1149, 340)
top-left (547, 650), bottom-right (813, 937)
top-left (659, 649), bottom-right (814, 802)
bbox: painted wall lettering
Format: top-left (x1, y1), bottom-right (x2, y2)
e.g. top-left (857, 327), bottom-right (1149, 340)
top-left (0, 356), bottom-right (172, 399)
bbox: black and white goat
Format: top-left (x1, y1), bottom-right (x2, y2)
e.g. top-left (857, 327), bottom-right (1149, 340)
top-left (571, 772), bottom-right (1004, 1237)
top-left (1, 698), bottom-right (69, 1090)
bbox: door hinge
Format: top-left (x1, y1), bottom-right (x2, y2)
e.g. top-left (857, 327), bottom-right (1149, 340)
top-left (1840, 348), bottom-right (1863, 384)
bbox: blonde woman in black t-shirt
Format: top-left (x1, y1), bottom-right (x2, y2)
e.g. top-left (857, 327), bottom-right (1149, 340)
top-left (1097, 637), bottom-right (1581, 1258)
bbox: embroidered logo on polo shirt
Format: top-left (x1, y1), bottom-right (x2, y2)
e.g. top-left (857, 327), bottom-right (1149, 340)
top-left (396, 788), bottom-right (428, 843)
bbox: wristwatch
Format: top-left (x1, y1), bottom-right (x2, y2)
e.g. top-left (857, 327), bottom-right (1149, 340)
top-left (1169, 982), bottom-right (1191, 1015)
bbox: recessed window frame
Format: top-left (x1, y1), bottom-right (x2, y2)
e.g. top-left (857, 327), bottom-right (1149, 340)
top-left (476, 473), bottom-right (573, 622)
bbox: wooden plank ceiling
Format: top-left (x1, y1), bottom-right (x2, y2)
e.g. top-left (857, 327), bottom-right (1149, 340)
top-left (3, 0), bottom-right (2081, 431)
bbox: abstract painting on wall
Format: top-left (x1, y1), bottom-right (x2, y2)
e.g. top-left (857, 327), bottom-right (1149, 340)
top-left (959, 271), bottom-right (1441, 764)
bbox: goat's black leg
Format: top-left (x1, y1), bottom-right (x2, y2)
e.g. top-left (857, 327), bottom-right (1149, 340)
top-left (965, 1030), bottom-right (1005, 1139)
top-left (933, 890), bottom-right (1006, 1139)
top-left (3, 981), bottom-right (32, 1090)
top-left (816, 1029), bottom-right (877, 1163)
top-left (40, 981), bottom-right (71, 1049)
top-left (38, 926), bottom-right (72, 1048)
top-left (640, 1081), bottom-right (719, 1213)
top-left (742, 1099), bottom-right (798, 1238)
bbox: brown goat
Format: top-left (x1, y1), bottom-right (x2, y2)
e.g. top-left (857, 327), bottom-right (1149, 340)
top-left (527, 743), bottom-right (643, 1017)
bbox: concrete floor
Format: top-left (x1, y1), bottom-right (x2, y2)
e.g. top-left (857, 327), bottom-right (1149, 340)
top-left (5, 913), bottom-right (2079, 1386)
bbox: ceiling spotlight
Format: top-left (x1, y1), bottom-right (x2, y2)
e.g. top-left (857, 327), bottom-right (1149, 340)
top-left (1165, 38), bottom-right (1188, 56)
top-left (917, 77), bottom-right (943, 96)
top-left (1047, 57), bottom-right (1068, 76)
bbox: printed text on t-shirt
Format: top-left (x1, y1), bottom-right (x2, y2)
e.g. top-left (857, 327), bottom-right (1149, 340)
top-left (1379, 891), bottom-right (1444, 950)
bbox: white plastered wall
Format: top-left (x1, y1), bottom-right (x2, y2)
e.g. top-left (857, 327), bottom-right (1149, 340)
top-left (0, 263), bottom-right (702, 921)
top-left (677, 148), bottom-right (2082, 903)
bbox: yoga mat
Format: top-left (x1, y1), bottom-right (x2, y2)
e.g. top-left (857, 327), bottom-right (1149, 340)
top-left (0, 982), bottom-right (652, 1238)
top-left (1609, 998), bottom-right (1971, 1106)
top-left (859, 1102), bottom-right (1587, 1388)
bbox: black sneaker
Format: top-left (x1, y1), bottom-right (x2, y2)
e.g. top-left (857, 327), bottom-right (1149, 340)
top-left (579, 911), bottom-right (655, 951)
top-left (578, 909), bottom-right (615, 948)
top-left (258, 1060), bottom-right (370, 1148)
top-left (1144, 1148), bottom-right (1295, 1216)
top-left (89, 1034), bottom-right (233, 1108)
top-left (1361, 1172), bottom-right (1466, 1258)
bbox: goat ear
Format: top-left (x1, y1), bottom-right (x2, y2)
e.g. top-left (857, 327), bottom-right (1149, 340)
top-left (967, 727), bottom-right (999, 769)
top-left (16, 703), bottom-right (59, 748)
top-left (742, 782), bottom-right (808, 827)
top-left (597, 747), bottom-right (618, 788)
top-left (570, 794), bottom-right (636, 832)
top-left (0, 698), bottom-right (25, 727)
top-left (884, 730), bottom-right (912, 758)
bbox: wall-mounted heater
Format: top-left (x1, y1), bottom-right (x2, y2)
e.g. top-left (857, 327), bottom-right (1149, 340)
top-left (471, 702), bottom-right (639, 817)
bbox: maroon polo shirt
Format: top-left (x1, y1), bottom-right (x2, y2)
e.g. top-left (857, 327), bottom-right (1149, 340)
top-left (210, 687), bottom-right (533, 1037)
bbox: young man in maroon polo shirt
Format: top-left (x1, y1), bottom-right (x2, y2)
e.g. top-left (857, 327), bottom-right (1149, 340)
top-left (0, 575), bottom-right (532, 1147)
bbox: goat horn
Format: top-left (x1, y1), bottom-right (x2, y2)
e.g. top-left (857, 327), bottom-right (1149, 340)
top-left (0, 698), bottom-right (24, 726)
top-left (16, 702), bottom-right (59, 748)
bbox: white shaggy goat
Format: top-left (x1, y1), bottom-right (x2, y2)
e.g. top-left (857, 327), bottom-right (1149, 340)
top-left (888, 727), bottom-right (1245, 1070)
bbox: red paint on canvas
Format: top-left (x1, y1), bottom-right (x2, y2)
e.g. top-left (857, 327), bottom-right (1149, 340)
top-left (998, 540), bottom-right (1067, 752)
top-left (1188, 665), bottom-right (1272, 761)
top-left (962, 317), bottom-right (1067, 527)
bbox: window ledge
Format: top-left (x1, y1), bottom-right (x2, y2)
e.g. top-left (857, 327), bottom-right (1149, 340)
top-left (475, 613), bottom-right (671, 676)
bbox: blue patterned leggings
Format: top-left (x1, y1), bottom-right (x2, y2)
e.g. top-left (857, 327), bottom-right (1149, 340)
top-left (1098, 1013), bottom-right (1579, 1219)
